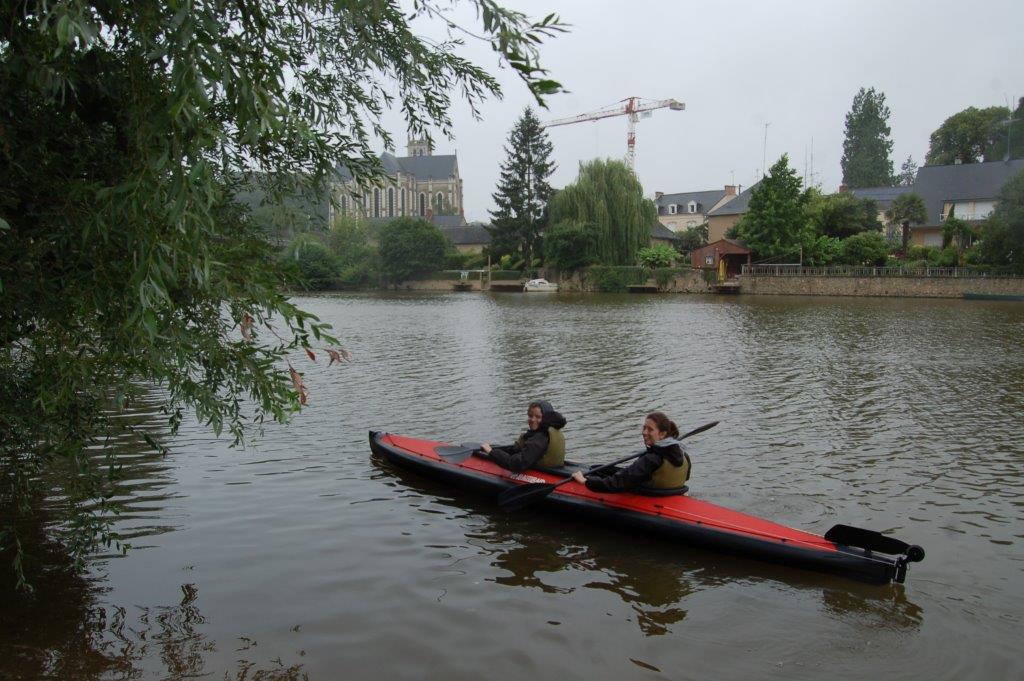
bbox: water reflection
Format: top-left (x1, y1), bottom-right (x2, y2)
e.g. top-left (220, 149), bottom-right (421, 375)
top-left (1, 568), bottom-right (308, 680)
top-left (373, 453), bottom-right (923, 638)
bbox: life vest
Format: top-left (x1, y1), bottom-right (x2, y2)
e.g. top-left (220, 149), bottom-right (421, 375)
top-left (538, 427), bottom-right (566, 467)
top-left (647, 451), bottom-right (690, 489)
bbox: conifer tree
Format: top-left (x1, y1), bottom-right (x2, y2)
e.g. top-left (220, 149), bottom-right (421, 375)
top-left (488, 108), bottom-right (555, 264)
top-left (841, 87), bottom-right (895, 188)
top-left (897, 156), bottom-right (918, 187)
top-left (735, 155), bottom-right (807, 260)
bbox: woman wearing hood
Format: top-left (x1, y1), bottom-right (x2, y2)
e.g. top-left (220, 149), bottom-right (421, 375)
top-left (479, 401), bottom-right (568, 472)
top-left (571, 412), bottom-right (689, 492)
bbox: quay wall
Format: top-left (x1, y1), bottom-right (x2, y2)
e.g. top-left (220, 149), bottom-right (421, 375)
top-left (738, 274), bottom-right (1024, 298)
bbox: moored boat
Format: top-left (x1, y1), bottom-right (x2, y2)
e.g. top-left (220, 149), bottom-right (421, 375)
top-left (369, 431), bottom-right (924, 584)
top-left (523, 278), bottom-right (558, 292)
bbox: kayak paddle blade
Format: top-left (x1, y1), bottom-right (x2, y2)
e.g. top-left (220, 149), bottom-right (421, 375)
top-left (435, 443), bottom-right (483, 463)
top-left (497, 482), bottom-right (556, 512)
top-left (825, 524), bottom-right (923, 560)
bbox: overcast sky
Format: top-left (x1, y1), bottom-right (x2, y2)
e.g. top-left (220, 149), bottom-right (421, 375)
top-left (376, 0), bottom-right (1024, 222)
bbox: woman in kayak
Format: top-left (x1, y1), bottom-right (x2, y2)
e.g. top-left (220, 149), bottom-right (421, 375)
top-left (479, 401), bottom-right (567, 472)
top-left (571, 412), bottom-right (689, 492)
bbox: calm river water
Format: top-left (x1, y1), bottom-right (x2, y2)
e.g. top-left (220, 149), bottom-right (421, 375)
top-left (3, 292), bottom-right (1023, 680)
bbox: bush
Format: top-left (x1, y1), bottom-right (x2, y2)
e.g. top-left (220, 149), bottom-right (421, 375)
top-left (490, 269), bottom-right (524, 280)
top-left (839, 231), bottom-right (888, 266)
top-left (906, 245), bottom-right (939, 262)
top-left (543, 222), bottom-right (600, 271)
top-left (444, 250), bottom-right (472, 269)
top-left (338, 259), bottom-right (379, 287)
top-left (378, 217), bottom-right (448, 283)
top-left (804, 235), bottom-right (843, 266)
top-left (935, 245), bottom-right (959, 267)
top-left (637, 244), bottom-right (677, 268)
top-left (585, 266), bottom-right (650, 292)
top-left (286, 238), bottom-right (338, 289)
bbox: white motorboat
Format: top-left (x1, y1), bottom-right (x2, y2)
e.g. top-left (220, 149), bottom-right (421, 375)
top-left (523, 278), bottom-right (558, 292)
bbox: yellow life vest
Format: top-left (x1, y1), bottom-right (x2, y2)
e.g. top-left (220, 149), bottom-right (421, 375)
top-left (538, 427), bottom-right (566, 468)
top-left (647, 452), bottom-right (690, 489)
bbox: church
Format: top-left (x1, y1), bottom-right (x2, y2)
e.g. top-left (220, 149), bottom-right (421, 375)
top-left (331, 137), bottom-right (466, 226)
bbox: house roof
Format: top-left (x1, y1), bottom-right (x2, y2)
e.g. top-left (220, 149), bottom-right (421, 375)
top-left (708, 182), bottom-right (760, 216)
top-left (650, 221), bottom-right (681, 241)
top-left (693, 238), bottom-right (750, 255)
top-left (848, 185), bottom-right (913, 209)
top-left (656, 189), bottom-right (730, 216)
top-left (913, 159), bottom-right (1024, 225)
top-left (441, 223), bottom-right (491, 245)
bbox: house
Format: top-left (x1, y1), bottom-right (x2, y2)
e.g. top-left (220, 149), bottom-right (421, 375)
top-left (331, 137), bottom-right (465, 222)
top-left (847, 185), bottom-right (914, 239)
top-left (907, 159), bottom-right (1024, 247)
top-left (654, 186), bottom-right (737, 232)
top-left (691, 238), bottom-right (751, 280)
top-left (650, 221), bottom-right (682, 247)
top-left (442, 222), bottom-right (491, 254)
top-left (706, 182), bottom-right (760, 243)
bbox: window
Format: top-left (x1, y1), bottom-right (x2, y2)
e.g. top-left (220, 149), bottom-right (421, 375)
top-left (340, 195), bottom-right (348, 216)
top-left (688, 201), bottom-right (697, 213)
top-left (704, 255), bottom-right (714, 265)
top-left (373, 188), bottom-right (380, 218)
top-left (401, 189), bottom-right (406, 214)
top-left (668, 204), bottom-right (677, 215)
top-left (419, 193), bottom-right (427, 216)
top-left (387, 188), bottom-right (395, 217)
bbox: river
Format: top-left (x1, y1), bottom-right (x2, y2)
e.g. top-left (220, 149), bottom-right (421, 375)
top-left (3, 292), bottom-right (1022, 680)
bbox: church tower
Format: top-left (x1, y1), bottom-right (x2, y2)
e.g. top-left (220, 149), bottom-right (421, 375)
top-left (406, 136), bottom-right (433, 157)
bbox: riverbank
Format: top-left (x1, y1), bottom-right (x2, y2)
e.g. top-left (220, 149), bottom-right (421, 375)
top-left (393, 266), bottom-right (1024, 299)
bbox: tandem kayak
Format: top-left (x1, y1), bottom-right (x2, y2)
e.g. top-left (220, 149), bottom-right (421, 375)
top-left (369, 431), bottom-right (925, 585)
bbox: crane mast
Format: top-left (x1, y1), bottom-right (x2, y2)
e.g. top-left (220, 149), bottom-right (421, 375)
top-left (542, 96), bottom-right (685, 169)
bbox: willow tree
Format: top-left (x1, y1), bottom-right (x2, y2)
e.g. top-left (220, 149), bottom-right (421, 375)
top-left (0, 0), bottom-right (565, 589)
top-left (548, 159), bottom-right (655, 265)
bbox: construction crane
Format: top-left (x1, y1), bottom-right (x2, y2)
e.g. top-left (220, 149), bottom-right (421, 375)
top-left (542, 97), bottom-right (685, 170)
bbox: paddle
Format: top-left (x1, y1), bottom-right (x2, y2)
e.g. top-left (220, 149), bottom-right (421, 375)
top-left (497, 420), bottom-right (719, 512)
top-left (435, 442), bottom-right (485, 464)
top-left (824, 524), bottom-right (925, 561)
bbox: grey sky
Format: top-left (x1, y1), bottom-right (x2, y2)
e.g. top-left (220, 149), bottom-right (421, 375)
top-left (378, 0), bottom-right (1024, 222)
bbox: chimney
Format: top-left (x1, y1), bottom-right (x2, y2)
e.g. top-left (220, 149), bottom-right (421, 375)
top-left (655, 191), bottom-right (664, 199)
top-left (724, 185), bottom-right (737, 196)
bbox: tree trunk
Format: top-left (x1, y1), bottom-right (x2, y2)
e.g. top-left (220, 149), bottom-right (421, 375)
top-left (901, 221), bottom-right (910, 254)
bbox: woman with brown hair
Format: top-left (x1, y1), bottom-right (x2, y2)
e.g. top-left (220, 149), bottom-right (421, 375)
top-left (479, 400), bottom-right (567, 472)
top-left (571, 412), bottom-right (689, 492)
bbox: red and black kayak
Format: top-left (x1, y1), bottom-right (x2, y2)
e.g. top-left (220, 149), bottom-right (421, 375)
top-left (369, 431), bottom-right (924, 584)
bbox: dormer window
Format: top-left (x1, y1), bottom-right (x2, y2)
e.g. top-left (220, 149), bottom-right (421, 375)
top-left (688, 201), bottom-right (697, 213)
top-left (668, 204), bottom-right (677, 214)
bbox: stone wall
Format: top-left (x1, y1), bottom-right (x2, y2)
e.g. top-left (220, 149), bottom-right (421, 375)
top-left (555, 269), bottom-right (710, 293)
top-left (738, 274), bottom-right (1024, 298)
top-left (400, 278), bottom-right (485, 291)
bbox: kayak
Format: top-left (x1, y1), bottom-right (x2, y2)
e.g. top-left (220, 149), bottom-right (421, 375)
top-left (369, 431), bottom-right (924, 585)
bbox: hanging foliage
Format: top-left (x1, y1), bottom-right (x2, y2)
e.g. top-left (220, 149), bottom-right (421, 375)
top-left (548, 159), bottom-right (655, 265)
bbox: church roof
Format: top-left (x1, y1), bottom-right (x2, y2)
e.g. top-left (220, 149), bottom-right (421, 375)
top-left (335, 153), bottom-right (458, 182)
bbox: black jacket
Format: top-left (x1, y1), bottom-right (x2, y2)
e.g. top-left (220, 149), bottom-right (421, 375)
top-left (584, 439), bottom-right (687, 493)
top-left (487, 409), bottom-right (567, 472)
